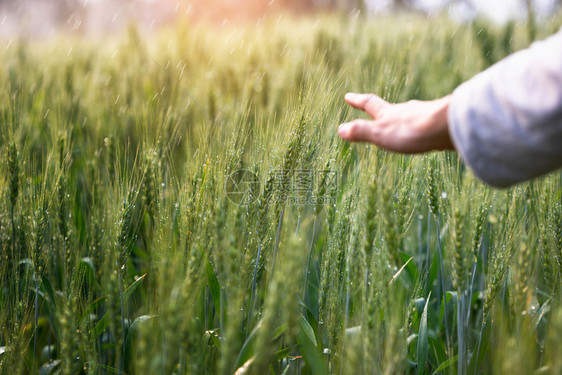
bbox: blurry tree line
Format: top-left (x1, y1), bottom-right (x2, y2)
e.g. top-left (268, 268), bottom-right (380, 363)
top-left (0, 0), bottom-right (556, 37)
top-left (280, 0), bottom-right (562, 14)
top-left (2, 0), bottom-right (560, 14)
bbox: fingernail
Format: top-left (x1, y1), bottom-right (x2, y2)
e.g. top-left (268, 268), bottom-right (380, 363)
top-left (344, 93), bottom-right (357, 101)
top-left (338, 123), bottom-right (350, 137)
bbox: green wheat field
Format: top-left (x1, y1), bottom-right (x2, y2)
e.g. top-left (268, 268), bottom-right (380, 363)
top-left (0, 13), bottom-right (561, 375)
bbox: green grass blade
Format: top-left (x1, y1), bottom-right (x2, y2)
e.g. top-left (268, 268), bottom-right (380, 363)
top-left (122, 273), bottom-right (147, 304)
top-left (297, 318), bottom-right (327, 375)
top-left (417, 291), bottom-right (431, 375)
top-left (94, 312), bottom-right (110, 338)
top-left (432, 354), bottom-right (458, 375)
top-left (204, 257), bottom-right (221, 315)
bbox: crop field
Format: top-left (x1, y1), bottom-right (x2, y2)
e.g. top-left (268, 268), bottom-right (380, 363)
top-left (0, 12), bottom-right (561, 375)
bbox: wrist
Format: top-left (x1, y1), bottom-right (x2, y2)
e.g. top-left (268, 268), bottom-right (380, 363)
top-left (432, 95), bottom-right (454, 151)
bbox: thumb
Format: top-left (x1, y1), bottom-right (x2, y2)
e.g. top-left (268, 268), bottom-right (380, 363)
top-left (337, 120), bottom-right (376, 143)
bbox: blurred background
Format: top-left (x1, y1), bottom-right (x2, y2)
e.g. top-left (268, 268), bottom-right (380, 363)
top-left (0, 0), bottom-right (560, 38)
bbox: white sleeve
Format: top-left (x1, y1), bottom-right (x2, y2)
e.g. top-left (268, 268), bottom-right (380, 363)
top-left (448, 30), bottom-right (562, 188)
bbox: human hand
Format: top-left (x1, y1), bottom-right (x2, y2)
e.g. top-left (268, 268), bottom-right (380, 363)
top-left (337, 93), bottom-right (455, 154)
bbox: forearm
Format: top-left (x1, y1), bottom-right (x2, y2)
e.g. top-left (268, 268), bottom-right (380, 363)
top-left (448, 29), bottom-right (562, 188)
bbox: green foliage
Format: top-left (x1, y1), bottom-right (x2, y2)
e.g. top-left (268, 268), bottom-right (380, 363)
top-left (0, 13), bottom-right (560, 375)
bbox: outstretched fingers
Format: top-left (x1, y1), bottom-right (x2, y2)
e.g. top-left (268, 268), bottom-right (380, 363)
top-left (344, 93), bottom-right (388, 118)
top-left (339, 93), bottom-right (454, 154)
